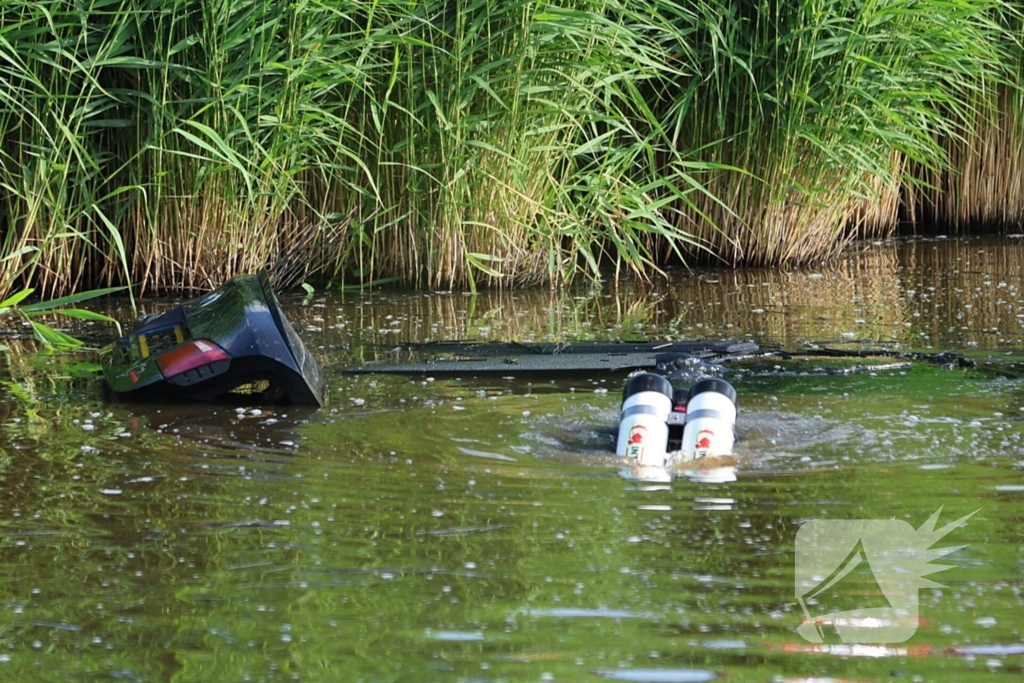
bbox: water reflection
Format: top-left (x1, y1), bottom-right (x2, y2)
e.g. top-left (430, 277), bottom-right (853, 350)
top-left (681, 468), bottom-right (737, 485)
top-left (281, 235), bottom-right (1024, 357)
top-left (618, 466), bottom-right (738, 485)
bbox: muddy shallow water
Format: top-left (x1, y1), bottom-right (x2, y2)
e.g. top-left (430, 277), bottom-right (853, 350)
top-left (1, 236), bottom-right (1022, 682)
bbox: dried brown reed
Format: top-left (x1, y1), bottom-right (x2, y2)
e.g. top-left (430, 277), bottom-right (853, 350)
top-left (906, 88), bottom-right (1024, 232)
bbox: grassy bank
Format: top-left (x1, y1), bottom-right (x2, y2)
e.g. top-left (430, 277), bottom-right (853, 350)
top-left (0, 0), bottom-right (1021, 297)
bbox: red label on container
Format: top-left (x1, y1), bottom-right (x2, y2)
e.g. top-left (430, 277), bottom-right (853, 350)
top-left (626, 424), bottom-right (646, 459)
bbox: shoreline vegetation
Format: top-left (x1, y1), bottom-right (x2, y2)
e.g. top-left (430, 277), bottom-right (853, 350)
top-left (1, 0), bottom-right (1022, 298)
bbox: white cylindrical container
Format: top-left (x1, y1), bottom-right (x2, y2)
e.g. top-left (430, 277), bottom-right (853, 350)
top-left (616, 373), bottom-right (674, 467)
top-left (679, 378), bottom-right (737, 461)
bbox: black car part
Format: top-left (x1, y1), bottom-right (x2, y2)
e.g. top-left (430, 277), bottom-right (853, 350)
top-left (101, 272), bottom-right (324, 406)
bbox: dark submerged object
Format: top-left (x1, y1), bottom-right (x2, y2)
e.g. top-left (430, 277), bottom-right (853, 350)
top-left (101, 272), bottom-right (324, 406)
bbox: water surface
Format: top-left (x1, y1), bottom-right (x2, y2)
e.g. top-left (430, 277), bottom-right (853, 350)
top-left (0, 236), bottom-right (1022, 682)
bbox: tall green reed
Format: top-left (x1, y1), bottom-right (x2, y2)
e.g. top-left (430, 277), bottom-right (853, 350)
top-left (655, 0), bottom-right (1014, 265)
top-left (0, 0), bottom-right (735, 295)
top-left (0, 0), bottom-right (1021, 298)
top-left (0, 0), bottom-right (137, 296)
top-left (344, 0), bottom-right (728, 288)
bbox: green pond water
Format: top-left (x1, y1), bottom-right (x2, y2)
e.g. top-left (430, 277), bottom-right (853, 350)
top-left (0, 236), bottom-right (1022, 682)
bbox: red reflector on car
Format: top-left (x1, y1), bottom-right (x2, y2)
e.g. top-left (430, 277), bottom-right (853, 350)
top-left (156, 340), bottom-right (230, 377)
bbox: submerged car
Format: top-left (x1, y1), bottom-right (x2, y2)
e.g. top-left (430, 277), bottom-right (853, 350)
top-left (100, 272), bottom-right (325, 406)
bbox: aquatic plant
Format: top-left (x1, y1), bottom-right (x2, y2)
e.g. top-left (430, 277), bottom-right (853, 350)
top-left (0, 287), bottom-right (124, 348)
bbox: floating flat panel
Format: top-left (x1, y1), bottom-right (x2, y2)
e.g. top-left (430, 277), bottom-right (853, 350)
top-left (345, 340), bottom-right (759, 376)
